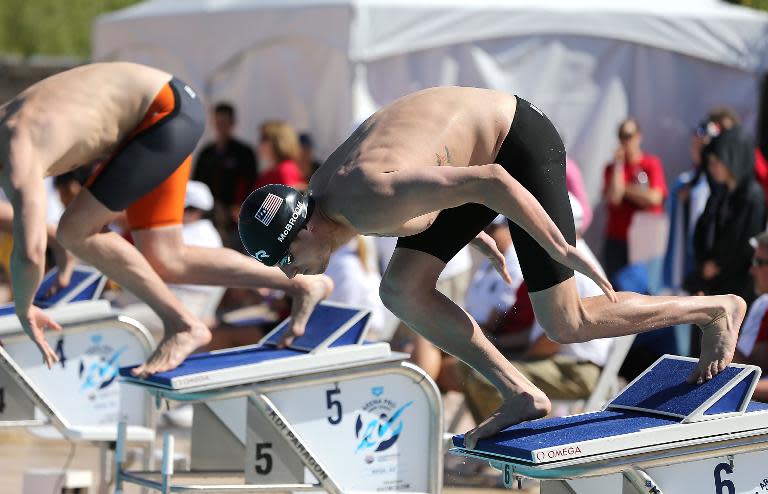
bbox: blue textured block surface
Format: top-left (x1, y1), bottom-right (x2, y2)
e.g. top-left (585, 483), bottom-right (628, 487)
top-left (329, 313), bottom-right (369, 347)
top-left (747, 401), bottom-right (768, 412)
top-left (120, 303), bottom-right (369, 387)
top-left (0, 268), bottom-right (102, 316)
top-left (35, 269), bottom-right (95, 307)
top-left (119, 347), bottom-right (303, 386)
top-left (453, 410), bottom-right (679, 461)
top-left (264, 304), bottom-right (361, 350)
top-left (704, 371), bottom-right (754, 415)
top-left (453, 401), bottom-right (768, 461)
top-left (610, 358), bottom-right (742, 416)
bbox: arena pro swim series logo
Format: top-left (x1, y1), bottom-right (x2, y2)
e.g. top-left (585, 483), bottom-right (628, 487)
top-left (354, 387), bottom-right (413, 454)
top-left (79, 334), bottom-right (127, 399)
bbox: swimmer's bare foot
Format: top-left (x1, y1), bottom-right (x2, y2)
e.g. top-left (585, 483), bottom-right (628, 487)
top-left (463, 390), bottom-right (551, 451)
top-left (690, 294), bottom-right (746, 385)
top-left (277, 274), bottom-right (334, 348)
top-left (132, 320), bottom-right (212, 378)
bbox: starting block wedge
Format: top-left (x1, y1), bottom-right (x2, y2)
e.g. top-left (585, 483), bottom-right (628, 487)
top-left (451, 355), bottom-right (768, 493)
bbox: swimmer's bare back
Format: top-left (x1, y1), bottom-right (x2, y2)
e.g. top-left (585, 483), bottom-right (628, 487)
top-left (309, 87), bottom-right (518, 236)
top-left (0, 62), bottom-right (172, 176)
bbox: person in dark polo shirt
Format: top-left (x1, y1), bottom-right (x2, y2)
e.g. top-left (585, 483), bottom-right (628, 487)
top-left (193, 102), bottom-right (258, 245)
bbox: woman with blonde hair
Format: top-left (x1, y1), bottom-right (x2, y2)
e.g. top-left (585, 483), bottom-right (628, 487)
top-left (255, 120), bottom-right (306, 189)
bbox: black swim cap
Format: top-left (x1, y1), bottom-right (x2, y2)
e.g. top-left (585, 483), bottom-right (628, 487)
top-left (239, 184), bottom-right (313, 266)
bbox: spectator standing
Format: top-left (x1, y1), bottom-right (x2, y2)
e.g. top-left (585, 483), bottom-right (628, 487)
top-left (193, 103), bottom-right (258, 245)
top-left (298, 133), bottom-right (323, 181)
top-left (255, 121), bottom-right (305, 189)
top-left (734, 232), bottom-right (768, 401)
top-left (663, 118), bottom-right (717, 292)
top-left (602, 119), bottom-right (668, 282)
top-left (705, 106), bottom-right (768, 206)
top-left (686, 127), bottom-right (766, 304)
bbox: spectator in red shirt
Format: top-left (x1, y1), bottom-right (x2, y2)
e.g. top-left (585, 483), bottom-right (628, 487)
top-left (602, 118), bottom-right (668, 282)
top-left (255, 121), bottom-right (306, 190)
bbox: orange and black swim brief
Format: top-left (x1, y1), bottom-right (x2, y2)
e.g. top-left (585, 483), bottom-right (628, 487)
top-left (86, 77), bottom-right (205, 230)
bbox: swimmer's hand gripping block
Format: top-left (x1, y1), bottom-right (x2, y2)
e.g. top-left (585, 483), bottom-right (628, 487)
top-left (118, 302), bottom-right (385, 391)
top-left (451, 355), bottom-right (764, 464)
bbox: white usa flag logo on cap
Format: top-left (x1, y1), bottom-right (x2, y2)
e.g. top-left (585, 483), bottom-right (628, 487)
top-left (255, 193), bottom-right (283, 226)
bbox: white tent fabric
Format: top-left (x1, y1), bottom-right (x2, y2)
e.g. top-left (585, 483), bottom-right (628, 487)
top-left (93, 0), bottom-right (768, 221)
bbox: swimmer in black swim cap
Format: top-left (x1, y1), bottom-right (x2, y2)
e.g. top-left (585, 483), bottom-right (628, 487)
top-left (238, 87), bottom-right (745, 451)
top-left (239, 184), bottom-right (314, 267)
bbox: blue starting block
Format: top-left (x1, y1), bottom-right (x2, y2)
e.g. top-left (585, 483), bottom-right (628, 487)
top-left (452, 355), bottom-right (768, 493)
top-left (0, 265), bottom-right (107, 319)
top-left (119, 301), bottom-right (390, 392)
top-left (115, 302), bottom-right (443, 494)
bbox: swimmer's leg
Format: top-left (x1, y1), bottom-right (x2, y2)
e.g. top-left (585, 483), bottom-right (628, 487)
top-left (378, 164), bottom-right (743, 379)
top-left (131, 226), bottom-right (333, 347)
top-left (57, 189), bottom-right (211, 376)
top-left (529, 278), bottom-right (745, 386)
top-left (379, 248), bottom-right (551, 451)
top-left (454, 276), bottom-right (743, 449)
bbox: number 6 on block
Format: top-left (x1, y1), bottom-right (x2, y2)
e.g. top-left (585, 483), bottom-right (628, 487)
top-left (502, 463), bottom-right (512, 488)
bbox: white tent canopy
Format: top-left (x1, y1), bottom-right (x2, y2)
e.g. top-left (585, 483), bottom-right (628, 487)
top-left (93, 0), bottom-right (768, 214)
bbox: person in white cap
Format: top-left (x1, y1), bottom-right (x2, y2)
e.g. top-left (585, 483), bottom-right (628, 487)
top-left (181, 181), bottom-right (221, 250)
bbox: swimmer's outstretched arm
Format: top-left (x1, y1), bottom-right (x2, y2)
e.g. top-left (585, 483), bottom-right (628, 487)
top-left (374, 164), bottom-right (616, 300)
top-left (1, 151), bottom-right (62, 368)
top-left (0, 201), bottom-right (76, 289)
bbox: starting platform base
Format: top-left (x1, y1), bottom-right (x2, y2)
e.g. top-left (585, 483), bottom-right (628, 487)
top-left (452, 355), bottom-right (768, 494)
top-left (491, 432), bottom-right (768, 493)
top-left (116, 303), bottom-right (444, 494)
top-left (117, 359), bottom-right (443, 494)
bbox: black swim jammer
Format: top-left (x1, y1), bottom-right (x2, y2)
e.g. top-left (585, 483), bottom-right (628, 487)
top-left (87, 77), bottom-right (205, 214)
top-left (395, 96), bottom-right (576, 292)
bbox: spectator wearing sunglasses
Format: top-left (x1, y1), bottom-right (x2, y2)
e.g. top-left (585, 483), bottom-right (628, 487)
top-left (602, 118), bottom-right (668, 282)
top-left (735, 232), bottom-right (768, 401)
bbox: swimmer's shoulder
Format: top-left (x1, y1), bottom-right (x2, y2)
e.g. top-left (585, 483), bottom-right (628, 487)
top-left (309, 159), bottom-right (381, 232)
top-left (391, 85), bottom-right (516, 104)
top-left (23, 63), bottom-right (171, 102)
